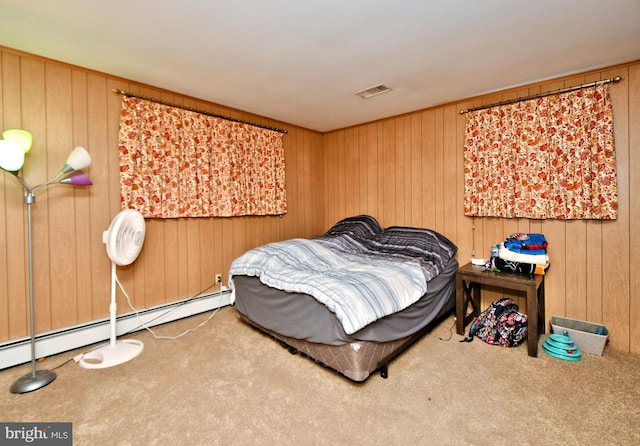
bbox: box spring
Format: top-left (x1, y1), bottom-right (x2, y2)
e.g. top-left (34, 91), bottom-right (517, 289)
top-left (232, 257), bottom-right (457, 381)
top-left (237, 305), bottom-right (452, 382)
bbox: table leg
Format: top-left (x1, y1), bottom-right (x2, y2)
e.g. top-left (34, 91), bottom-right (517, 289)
top-left (456, 277), bottom-right (481, 336)
top-left (472, 283), bottom-right (481, 315)
top-left (456, 275), bottom-right (464, 335)
top-left (526, 284), bottom-right (538, 357)
top-left (538, 280), bottom-right (546, 334)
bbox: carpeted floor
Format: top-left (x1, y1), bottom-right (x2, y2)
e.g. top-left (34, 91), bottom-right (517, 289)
top-left (1, 306), bottom-right (639, 445)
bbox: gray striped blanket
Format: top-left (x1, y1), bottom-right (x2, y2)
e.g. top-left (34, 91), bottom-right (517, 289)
top-left (229, 238), bottom-right (429, 334)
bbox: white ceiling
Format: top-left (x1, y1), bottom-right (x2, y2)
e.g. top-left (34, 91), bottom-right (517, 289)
top-left (0, 0), bottom-right (639, 132)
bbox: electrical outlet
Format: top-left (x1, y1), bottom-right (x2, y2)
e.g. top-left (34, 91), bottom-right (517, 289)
top-left (215, 273), bottom-right (222, 284)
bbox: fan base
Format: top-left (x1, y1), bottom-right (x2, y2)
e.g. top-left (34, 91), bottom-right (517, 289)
top-left (79, 339), bottom-right (144, 369)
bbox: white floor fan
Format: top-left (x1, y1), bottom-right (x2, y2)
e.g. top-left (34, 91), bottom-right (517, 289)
top-left (80, 209), bottom-right (146, 369)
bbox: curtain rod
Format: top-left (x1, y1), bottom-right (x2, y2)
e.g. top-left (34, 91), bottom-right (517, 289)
top-left (112, 89), bottom-right (288, 134)
top-left (459, 75), bottom-right (623, 114)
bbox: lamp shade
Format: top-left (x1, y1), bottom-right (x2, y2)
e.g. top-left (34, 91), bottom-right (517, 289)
top-left (0, 139), bottom-right (26, 172)
top-left (59, 171), bottom-right (93, 186)
top-left (62, 146), bottom-right (91, 173)
top-left (2, 129), bottom-right (33, 153)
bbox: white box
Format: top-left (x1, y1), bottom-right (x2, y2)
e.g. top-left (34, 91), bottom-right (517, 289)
top-left (550, 316), bottom-right (609, 356)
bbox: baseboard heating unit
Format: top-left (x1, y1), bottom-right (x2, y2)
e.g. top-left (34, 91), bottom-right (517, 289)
top-left (0, 290), bottom-right (232, 370)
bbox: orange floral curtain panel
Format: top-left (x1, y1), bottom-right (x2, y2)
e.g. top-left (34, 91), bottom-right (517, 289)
top-left (463, 84), bottom-right (617, 220)
top-left (118, 97), bottom-right (286, 218)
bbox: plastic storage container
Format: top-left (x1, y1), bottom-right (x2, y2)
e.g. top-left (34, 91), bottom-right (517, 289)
top-left (550, 316), bottom-right (609, 356)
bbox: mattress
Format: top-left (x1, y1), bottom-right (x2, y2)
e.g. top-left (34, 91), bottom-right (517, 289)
top-left (233, 256), bottom-right (458, 345)
top-left (232, 256), bottom-right (458, 381)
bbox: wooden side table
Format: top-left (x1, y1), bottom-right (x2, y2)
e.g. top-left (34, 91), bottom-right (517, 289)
top-left (455, 262), bottom-right (546, 357)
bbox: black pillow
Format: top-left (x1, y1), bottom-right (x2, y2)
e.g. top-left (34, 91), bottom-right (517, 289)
top-left (325, 215), bottom-right (383, 239)
top-left (372, 226), bottom-right (458, 263)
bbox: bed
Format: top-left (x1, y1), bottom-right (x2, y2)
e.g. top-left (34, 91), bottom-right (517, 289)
top-left (229, 215), bottom-right (458, 382)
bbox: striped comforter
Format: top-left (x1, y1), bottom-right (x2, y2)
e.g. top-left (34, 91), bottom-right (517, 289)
top-left (229, 225), bottom-right (456, 334)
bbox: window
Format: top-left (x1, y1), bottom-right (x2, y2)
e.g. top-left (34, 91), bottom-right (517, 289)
top-left (463, 85), bottom-right (617, 220)
top-left (118, 97), bottom-right (286, 218)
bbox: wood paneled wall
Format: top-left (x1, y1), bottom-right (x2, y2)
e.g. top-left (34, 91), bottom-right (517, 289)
top-left (2, 45), bottom-right (638, 356)
top-left (0, 47), bottom-right (324, 345)
top-left (321, 61), bottom-right (640, 354)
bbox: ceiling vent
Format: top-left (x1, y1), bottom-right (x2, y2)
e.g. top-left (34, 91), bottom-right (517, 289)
top-left (355, 84), bottom-right (392, 99)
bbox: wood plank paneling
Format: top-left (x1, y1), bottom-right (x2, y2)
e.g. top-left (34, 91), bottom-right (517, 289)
top-left (21, 57), bottom-right (51, 334)
top-left (602, 65), bottom-right (631, 352)
top-left (421, 110), bottom-right (436, 230)
top-left (72, 70), bottom-right (93, 323)
top-left (1, 46), bottom-right (638, 357)
top-left (1, 52), bottom-right (28, 339)
top-left (322, 61), bottom-right (640, 354)
top-left (86, 73), bottom-right (113, 320)
top-left (442, 105), bottom-right (458, 242)
top-left (45, 62), bottom-right (77, 329)
top-left (0, 48), bottom-right (323, 349)
top-left (629, 63), bottom-right (640, 355)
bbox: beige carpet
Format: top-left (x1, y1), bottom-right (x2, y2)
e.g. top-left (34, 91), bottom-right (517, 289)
top-left (1, 306), bottom-right (639, 445)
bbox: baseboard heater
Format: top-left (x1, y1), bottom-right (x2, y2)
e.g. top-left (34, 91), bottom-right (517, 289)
top-left (0, 289), bottom-right (232, 370)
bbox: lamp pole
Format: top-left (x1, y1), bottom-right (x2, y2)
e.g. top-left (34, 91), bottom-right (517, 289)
top-left (10, 190), bottom-right (57, 393)
top-left (1, 135), bottom-right (92, 393)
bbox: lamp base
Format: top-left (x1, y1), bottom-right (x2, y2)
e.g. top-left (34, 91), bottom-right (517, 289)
top-left (10, 369), bottom-right (56, 394)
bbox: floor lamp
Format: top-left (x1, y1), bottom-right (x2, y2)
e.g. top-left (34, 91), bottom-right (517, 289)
top-left (0, 129), bottom-right (93, 394)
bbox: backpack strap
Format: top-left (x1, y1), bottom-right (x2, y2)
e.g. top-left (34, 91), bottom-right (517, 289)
top-left (459, 304), bottom-right (490, 343)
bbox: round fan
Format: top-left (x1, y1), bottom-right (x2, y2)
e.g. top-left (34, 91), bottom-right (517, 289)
top-left (80, 209), bottom-right (146, 369)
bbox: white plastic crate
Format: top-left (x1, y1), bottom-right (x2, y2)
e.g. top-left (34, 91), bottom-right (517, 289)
top-left (550, 316), bottom-right (609, 356)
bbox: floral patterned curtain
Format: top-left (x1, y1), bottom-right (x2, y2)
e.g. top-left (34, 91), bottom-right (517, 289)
top-left (118, 97), bottom-right (286, 218)
top-left (463, 84), bottom-right (617, 220)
